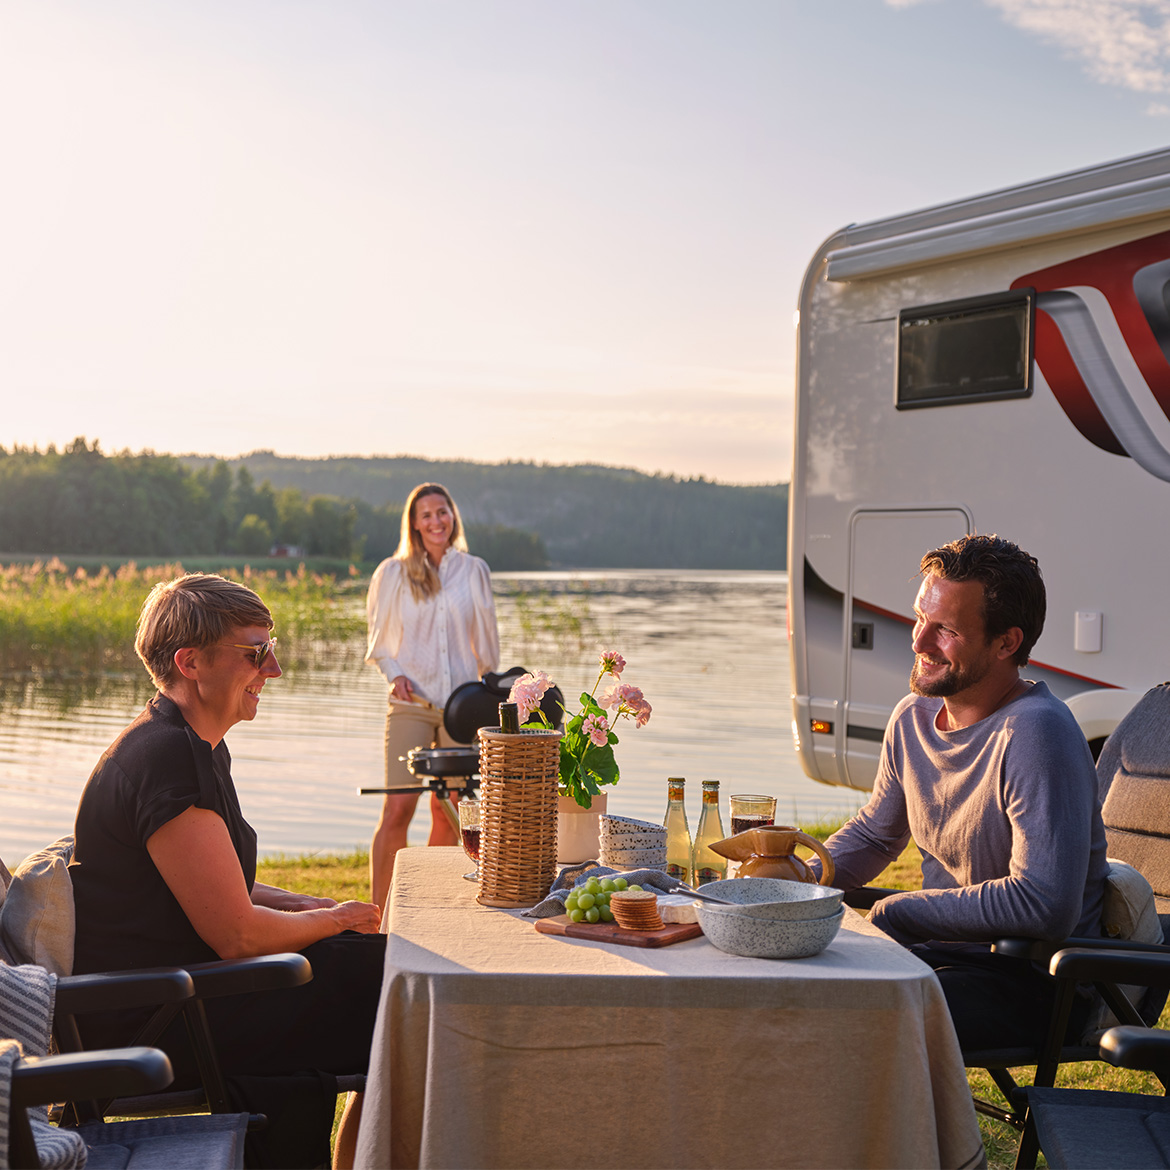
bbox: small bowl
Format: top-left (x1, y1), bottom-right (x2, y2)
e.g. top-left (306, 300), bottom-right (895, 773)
top-left (697, 878), bottom-right (844, 920)
top-left (695, 903), bottom-right (845, 959)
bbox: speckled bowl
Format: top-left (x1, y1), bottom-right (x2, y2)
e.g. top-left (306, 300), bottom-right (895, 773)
top-left (695, 903), bottom-right (845, 959)
top-left (696, 878), bottom-right (844, 921)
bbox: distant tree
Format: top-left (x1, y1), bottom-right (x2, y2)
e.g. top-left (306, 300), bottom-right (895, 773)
top-left (235, 513), bottom-right (273, 556)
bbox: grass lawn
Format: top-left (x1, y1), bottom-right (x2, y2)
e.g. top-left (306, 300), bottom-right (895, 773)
top-left (260, 838), bottom-right (1168, 1170)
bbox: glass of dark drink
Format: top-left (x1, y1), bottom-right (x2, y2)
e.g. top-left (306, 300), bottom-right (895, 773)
top-left (458, 797), bottom-right (482, 882)
top-left (729, 794), bottom-right (777, 836)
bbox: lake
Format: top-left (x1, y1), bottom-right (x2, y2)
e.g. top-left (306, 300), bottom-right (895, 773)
top-left (0, 570), bottom-right (868, 863)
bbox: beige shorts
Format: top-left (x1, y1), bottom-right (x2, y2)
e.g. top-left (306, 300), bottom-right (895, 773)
top-left (383, 699), bottom-right (464, 789)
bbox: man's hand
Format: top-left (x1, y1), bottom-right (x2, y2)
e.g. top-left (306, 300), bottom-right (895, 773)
top-left (390, 674), bottom-right (415, 702)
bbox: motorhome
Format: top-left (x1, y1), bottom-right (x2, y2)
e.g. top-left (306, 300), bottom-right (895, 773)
top-left (788, 146), bottom-right (1170, 795)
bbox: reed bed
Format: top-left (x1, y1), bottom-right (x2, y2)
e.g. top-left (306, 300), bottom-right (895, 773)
top-left (0, 558), bottom-right (366, 673)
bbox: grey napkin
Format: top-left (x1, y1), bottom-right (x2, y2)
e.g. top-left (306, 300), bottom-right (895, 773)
top-left (522, 862), bottom-right (682, 918)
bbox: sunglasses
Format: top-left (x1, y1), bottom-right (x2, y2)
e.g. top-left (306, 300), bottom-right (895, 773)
top-left (226, 635), bottom-right (278, 669)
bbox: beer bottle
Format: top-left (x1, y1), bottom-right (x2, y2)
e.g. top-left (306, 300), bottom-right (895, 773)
top-left (663, 777), bottom-right (692, 884)
top-left (692, 779), bottom-right (727, 887)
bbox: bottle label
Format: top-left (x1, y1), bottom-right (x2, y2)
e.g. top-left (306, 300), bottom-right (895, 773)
top-left (665, 862), bottom-right (689, 882)
top-left (695, 866), bottom-right (725, 886)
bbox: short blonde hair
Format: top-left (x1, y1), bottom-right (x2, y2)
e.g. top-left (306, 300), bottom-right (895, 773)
top-left (135, 573), bottom-right (273, 688)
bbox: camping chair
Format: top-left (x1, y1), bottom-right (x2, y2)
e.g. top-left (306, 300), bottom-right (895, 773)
top-left (1023, 1004), bottom-right (1170, 1166)
top-left (2, 959), bottom-right (251, 1169)
top-left (0, 837), bottom-right (314, 1124)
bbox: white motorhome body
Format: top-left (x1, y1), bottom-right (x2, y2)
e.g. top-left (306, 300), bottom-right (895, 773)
top-left (789, 147), bottom-right (1170, 794)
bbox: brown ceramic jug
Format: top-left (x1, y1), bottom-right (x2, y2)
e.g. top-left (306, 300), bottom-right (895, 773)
top-left (708, 825), bottom-right (836, 886)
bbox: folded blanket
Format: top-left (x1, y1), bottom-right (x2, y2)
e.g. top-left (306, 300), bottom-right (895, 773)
top-left (0, 964), bottom-right (86, 1169)
top-left (522, 862), bottom-right (683, 918)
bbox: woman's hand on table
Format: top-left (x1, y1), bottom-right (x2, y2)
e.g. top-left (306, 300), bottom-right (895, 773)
top-left (330, 900), bottom-right (384, 934)
top-left (390, 675), bottom-right (415, 702)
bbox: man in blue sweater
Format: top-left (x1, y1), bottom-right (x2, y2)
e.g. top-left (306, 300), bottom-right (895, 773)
top-left (822, 533), bottom-right (1108, 1048)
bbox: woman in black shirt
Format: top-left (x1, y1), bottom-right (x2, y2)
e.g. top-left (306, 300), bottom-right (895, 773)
top-left (70, 572), bottom-right (384, 1168)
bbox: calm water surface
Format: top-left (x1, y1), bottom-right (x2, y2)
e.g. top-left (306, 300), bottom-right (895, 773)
top-left (0, 571), bottom-right (867, 862)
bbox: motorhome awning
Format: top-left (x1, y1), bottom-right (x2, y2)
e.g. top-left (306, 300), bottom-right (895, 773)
top-left (826, 153), bottom-right (1170, 282)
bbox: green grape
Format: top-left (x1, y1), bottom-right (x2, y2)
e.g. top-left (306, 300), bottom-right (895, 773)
top-left (600, 878), bottom-right (616, 892)
top-left (566, 894), bottom-right (579, 911)
top-left (597, 892), bottom-right (610, 905)
top-left (577, 892), bottom-right (596, 910)
top-left (569, 908), bottom-right (586, 923)
top-left (628, 884), bottom-right (643, 892)
top-left (584, 878), bottom-right (602, 894)
top-left (599, 906), bottom-right (614, 922)
top-left (585, 907), bottom-right (600, 924)
top-left (612, 877), bottom-right (628, 891)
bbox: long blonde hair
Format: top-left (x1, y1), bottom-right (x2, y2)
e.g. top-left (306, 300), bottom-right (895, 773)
top-left (394, 482), bottom-right (469, 602)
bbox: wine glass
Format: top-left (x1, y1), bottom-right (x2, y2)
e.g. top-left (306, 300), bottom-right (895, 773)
top-left (458, 797), bottom-right (481, 882)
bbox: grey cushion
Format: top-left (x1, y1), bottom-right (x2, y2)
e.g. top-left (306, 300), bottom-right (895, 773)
top-left (1101, 859), bottom-right (1163, 942)
top-left (1027, 1086), bottom-right (1170, 1169)
top-left (1099, 684), bottom-right (1170, 898)
top-left (0, 836), bottom-right (75, 974)
top-left (76, 1113), bottom-right (249, 1169)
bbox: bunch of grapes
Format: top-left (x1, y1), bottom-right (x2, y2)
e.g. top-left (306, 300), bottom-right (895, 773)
top-left (564, 876), bottom-right (645, 923)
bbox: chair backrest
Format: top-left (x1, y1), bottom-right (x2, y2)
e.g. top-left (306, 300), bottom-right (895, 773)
top-left (0, 838), bottom-right (75, 974)
top-left (1098, 682), bottom-right (1170, 936)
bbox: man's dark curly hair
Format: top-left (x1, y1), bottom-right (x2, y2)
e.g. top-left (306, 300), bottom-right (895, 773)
top-left (919, 534), bottom-right (1045, 666)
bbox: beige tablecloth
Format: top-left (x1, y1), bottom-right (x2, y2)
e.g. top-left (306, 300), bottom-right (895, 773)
top-left (355, 848), bottom-right (984, 1170)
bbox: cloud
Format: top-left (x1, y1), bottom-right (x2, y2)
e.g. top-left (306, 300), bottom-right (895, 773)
top-left (984, 0), bottom-right (1170, 96)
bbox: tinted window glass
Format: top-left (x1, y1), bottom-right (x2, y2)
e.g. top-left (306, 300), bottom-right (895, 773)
top-left (897, 291), bottom-right (1033, 409)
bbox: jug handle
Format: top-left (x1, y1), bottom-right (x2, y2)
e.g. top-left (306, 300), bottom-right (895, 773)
top-left (794, 831), bottom-right (835, 886)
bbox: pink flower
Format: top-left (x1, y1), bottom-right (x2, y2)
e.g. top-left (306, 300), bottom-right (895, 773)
top-left (599, 650), bottom-right (625, 678)
top-left (599, 683), bottom-right (651, 727)
top-left (582, 713), bottom-right (610, 747)
top-left (509, 670), bottom-right (552, 722)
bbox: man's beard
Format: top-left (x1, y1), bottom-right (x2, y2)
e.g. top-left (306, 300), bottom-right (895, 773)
top-left (909, 655), bottom-right (991, 698)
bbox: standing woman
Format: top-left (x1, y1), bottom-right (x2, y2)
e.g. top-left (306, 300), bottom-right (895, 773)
top-left (365, 483), bottom-right (499, 907)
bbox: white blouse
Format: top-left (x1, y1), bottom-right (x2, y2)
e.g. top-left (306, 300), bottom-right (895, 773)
top-left (364, 549), bottom-right (500, 706)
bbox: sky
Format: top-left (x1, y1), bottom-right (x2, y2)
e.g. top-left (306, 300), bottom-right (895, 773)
top-left (3, 1), bottom-right (1170, 484)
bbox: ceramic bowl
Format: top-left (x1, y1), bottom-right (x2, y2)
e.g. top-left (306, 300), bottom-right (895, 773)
top-left (695, 902), bottom-right (845, 959)
top-left (696, 878), bottom-right (844, 920)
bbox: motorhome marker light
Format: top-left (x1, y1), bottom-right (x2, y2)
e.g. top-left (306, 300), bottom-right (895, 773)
top-left (810, 720), bottom-right (833, 736)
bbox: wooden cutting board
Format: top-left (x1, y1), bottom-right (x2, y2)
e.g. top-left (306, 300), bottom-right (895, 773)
top-left (534, 914), bottom-right (703, 948)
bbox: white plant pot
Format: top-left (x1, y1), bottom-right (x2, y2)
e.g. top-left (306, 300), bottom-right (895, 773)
top-left (556, 791), bottom-right (607, 865)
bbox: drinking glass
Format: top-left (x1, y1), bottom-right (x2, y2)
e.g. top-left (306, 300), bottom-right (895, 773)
top-left (728, 794), bottom-right (776, 878)
top-left (458, 797), bottom-right (482, 882)
top-left (729, 793), bottom-right (777, 835)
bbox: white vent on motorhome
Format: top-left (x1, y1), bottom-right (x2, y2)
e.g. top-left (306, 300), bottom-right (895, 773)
top-left (1074, 611), bottom-right (1103, 654)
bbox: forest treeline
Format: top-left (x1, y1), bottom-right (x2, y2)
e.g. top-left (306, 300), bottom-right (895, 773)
top-left (0, 440), bottom-right (548, 569)
top-left (182, 452), bottom-right (788, 569)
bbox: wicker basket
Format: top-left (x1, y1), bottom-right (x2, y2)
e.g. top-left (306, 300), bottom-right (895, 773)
top-left (476, 726), bottom-right (562, 908)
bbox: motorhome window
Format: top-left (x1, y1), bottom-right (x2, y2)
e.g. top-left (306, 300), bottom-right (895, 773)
top-left (896, 291), bottom-right (1033, 409)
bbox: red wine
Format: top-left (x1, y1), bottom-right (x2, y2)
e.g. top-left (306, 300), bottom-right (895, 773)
top-left (461, 827), bottom-right (481, 862)
top-left (732, 814), bottom-right (774, 835)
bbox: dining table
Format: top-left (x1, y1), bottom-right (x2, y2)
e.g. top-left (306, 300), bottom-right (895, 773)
top-left (353, 847), bottom-right (985, 1170)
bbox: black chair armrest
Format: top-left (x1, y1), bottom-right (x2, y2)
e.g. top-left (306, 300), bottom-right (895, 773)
top-left (1050, 946), bottom-right (1170, 984)
top-left (842, 887), bottom-right (901, 911)
top-left (55, 969), bottom-right (194, 1015)
top-left (182, 952), bottom-right (312, 997)
top-left (12, 1047), bottom-right (173, 1106)
top-left (990, 934), bottom-right (1170, 963)
top-left (1099, 1025), bottom-right (1170, 1077)
top-left (991, 937), bottom-right (1052, 961)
